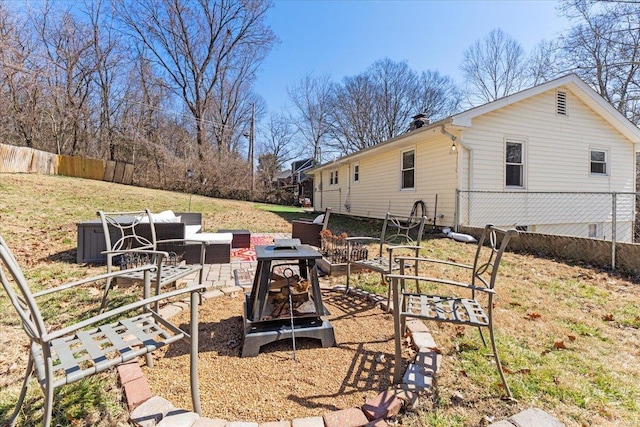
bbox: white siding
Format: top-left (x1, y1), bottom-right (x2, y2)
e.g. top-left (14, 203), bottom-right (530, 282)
top-left (458, 86), bottom-right (635, 240)
top-left (462, 88), bottom-right (635, 193)
top-left (314, 131), bottom-right (459, 227)
top-left (313, 81), bottom-right (637, 241)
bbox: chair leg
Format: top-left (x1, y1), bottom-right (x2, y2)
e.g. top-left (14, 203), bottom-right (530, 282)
top-left (392, 278), bottom-right (403, 384)
top-left (42, 361), bottom-right (55, 427)
top-left (8, 356), bottom-right (34, 427)
top-left (345, 262), bottom-right (351, 294)
top-left (190, 291), bottom-right (202, 414)
top-left (384, 276), bottom-right (391, 313)
top-left (487, 325), bottom-right (512, 398)
top-left (477, 326), bottom-right (488, 347)
top-left (99, 277), bottom-right (113, 313)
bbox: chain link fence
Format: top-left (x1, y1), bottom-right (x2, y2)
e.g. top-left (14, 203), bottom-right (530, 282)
top-left (455, 190), bottom-right (640, 276)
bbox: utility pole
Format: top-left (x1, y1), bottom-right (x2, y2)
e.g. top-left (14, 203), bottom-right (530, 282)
top-left (249, 103), bottom-right (255, 196)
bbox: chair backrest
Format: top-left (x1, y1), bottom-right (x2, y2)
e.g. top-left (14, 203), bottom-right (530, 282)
top-left (471, 225), bottom-right (518, 291)
top-left (0, 235), bottom-right (47, 346)
top-left (98, 209), bottom-right (157, 253)
top-left (320, 207), bottom-right (331, 231)
top-left (379, 211), bottom-right (427, 252)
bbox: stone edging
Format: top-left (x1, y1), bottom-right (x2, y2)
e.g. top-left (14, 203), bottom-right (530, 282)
top-left (119, 285), bottom-right (439, 427)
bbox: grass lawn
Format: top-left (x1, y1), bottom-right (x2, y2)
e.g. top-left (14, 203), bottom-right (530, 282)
top-left (1, 173), bottom-right (639, 426)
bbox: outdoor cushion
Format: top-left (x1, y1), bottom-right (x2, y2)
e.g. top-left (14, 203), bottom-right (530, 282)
top-left (185, 224), bottom-right (202, 238)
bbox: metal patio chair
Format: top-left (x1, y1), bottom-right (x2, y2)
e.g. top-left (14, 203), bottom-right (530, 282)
top-left (346, 211), bottom-right (427, 311)
top-left (98, 209), bottom-right (206, 311)
top-left (388, 224), bottom-right (518, 397)
top-left (0, 234), bottom-right (205, 427)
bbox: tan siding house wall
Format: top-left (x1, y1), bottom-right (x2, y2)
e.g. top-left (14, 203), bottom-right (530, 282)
top-left (458, 87), bottom-right (636, 235)
top-left (309, 75), bottom-right (639, 239)
top-left (462, 89), bottom-right (634, 193)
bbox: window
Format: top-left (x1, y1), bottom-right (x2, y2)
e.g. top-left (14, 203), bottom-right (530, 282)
top-left (401, 149), bottom-right (415, 189)
top-left (590, 149), bottom-right (608, 175)
top-left (556, 90), bottom-right (567, 116)
top-left (353, 164), bottom-right (359, 182)
top-left (505, 141), bottom-right (524, 187)
top-left (588, 224), bottom-right (599, 238)
top-left (329, 170), bottom-right (339, 185)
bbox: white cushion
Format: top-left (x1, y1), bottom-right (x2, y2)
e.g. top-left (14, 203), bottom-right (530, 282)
top-left (152, 210), bottom-right (180, 223)
top-left (312, 214), bottom-right (325, 224)
top-left (184, 224), bottom-right (202, 238)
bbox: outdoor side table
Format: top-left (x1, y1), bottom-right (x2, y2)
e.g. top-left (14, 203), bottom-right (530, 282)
top-left (241, 243), bottom-right (336, 357)
top-left (217, 229), bottom-right (251, 248)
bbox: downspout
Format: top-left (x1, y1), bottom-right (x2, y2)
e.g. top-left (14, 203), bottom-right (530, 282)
top-left (346, 163), bottom-right (351, 213)
top-left (441, 125), bottom-right (473, 231)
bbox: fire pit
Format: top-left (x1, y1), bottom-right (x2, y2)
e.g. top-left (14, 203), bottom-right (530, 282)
top-left (241, 241), bottom-right (336, 357)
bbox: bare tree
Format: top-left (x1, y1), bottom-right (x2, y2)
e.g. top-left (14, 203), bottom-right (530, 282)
top-left (31, 2), bottom-right (96, 155)
top-left (326, 59), bottom-right (461, 154)
top-left (0, 4), bottom-right (41, 148)
top-left (259, 112), bottom-right (299, 167)
top-left (328, 59), bottom-right (419, 153)
top-left (415, 70), bottom-right (462, 122)
top-left (559, 0), bottom-right (640, 123)
top-left (83, 0), bottom-right (125, 159)
top-left (115, 0), bottom-right (276, 159)
top-left (329, 73), bottom-right (378, 153)
top-left (369, 58), bottom-right (418, 140)
top-left (460, 28), bottom-right (528, 106)
top-left (287, 73), bottom-right (334, 163)
top-left (526, 39), bottom-right (565, 86)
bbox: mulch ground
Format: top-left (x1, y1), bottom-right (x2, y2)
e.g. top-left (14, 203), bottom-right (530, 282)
top-left (143, 288), bottom-right (398, 423)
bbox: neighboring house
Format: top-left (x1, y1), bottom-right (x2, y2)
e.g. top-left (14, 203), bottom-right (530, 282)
top-left (306, 74), bottom-right (640, 241)
top-left (277, 158), bottom-right (315, 205)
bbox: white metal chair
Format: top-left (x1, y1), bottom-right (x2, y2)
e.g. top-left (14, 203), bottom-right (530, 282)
top-left (97, 209), bottom-right (206, 310)
top-left (346, 212), bottom-right (427, 311)
top-left (0, 234), bottom-right (205, 427)
top-left (389, 224), bottom-right (517, 397)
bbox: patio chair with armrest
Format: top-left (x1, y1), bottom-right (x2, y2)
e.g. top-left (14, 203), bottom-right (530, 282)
top-left (97, 209), bottom-right (206, 310)
top-left (346, 211), bottom-right (427, 311)
top-left (291, 207), bottom-right (331, 247)
top-left (388, 224), bottom-right (518, 397)
top-left (0, 234), bottom-right (205, 427)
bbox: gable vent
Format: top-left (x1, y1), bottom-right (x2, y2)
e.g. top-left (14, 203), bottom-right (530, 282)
top-left (556, 90), bottom-right (567, 116)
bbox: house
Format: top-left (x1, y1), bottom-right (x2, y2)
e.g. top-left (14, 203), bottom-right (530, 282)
top-left (306, 74), bottom-right (640, 242)
top-left (276, 158), bottom-right (315, 206)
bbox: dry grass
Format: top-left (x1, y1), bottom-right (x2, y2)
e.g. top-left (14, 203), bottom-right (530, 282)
top-left (1, 173), bottom-right (640, 426)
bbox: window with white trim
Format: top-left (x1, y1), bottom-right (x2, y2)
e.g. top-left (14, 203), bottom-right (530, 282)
top-left (329, 170), bottom-right (339, 185)
top-left (353, 164), bottom-right (359, 182)
top-left (590, 148), bottom-right (608, 175)
top-left (401, 149), bottom-right (415, 189)
top-left (505, 141), bottom-right (524, 188)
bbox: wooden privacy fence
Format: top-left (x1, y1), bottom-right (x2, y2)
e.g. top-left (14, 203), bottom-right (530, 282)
top-left (0, 144), bottom-right (56, 174)
top-left (0, 143), bottom-right (133, 184)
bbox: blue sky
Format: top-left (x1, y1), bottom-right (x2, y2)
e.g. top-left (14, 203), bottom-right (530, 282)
top-left (255, 0), bottom-right (570, 115)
